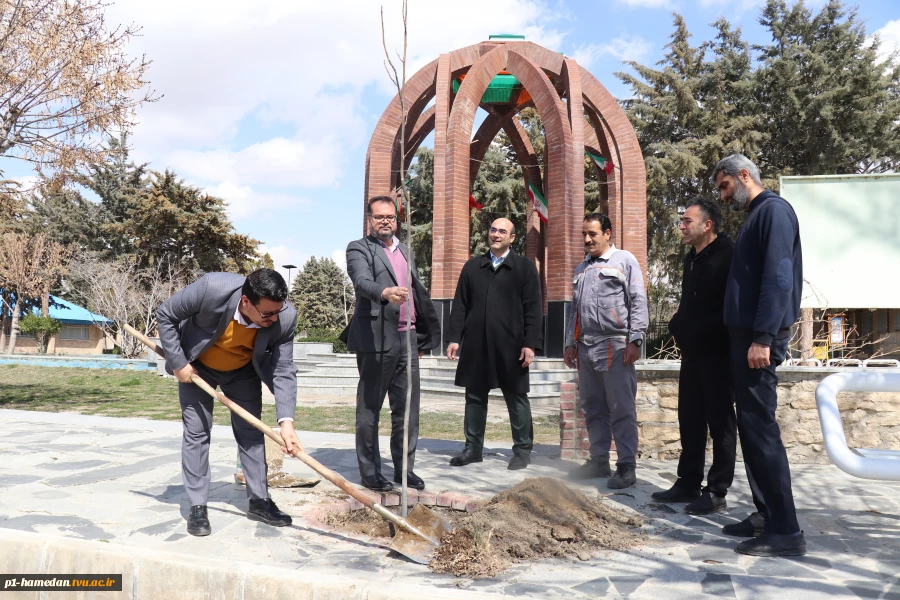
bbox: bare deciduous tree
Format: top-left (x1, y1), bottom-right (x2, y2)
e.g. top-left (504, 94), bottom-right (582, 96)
top-left (381, 0), bottom-right (412, 515)
top-left (0, 232), bottom-right (73, 353)
top-left (67, 253), bottom-right (186, 358)
top-left (0, 0), bottom-right (155, 176)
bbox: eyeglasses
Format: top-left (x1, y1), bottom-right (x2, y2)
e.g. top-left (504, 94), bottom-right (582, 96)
top-left (371, 214), bottom-right (397, 222)
top-left (489, 227), bottom-right (510, 235)
top-left (251, 302), bottom-right (289, 319)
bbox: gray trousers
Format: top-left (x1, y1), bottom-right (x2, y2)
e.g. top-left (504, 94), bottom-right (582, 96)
top-left (179, 361), bottom-right (267, 506)
top-left (355, 330), bottom-right (419, 480)
top-left (577, 340), bottom-right (639, 466)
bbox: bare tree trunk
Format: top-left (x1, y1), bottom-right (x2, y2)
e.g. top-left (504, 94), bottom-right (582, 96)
top-left (382, 0), bottom-right (411, 517)
top-left (798, 308), bottom-right (814, 363)
top-left (41, 286), bottom-right (49, 317)
top-left (6, 297), bottom-right (21, 355)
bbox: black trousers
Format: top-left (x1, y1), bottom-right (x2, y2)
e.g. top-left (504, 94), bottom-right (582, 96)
top-left (729, 329), bottom-right (800, 535)
top-left (355, 331), bottom-right (419, 480)
top-left (676, 354), bottom-right (737, 496)
top-left (464, 387), bottom-right (533, 456)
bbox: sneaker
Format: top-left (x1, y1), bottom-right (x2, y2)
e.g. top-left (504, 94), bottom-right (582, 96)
top-left (651, 484), bottom-right (700, 503)
top-left (187, 505), bottom-right (211, 537)
top-left (607, 465), bottom-right (637, 489)
top-left (735, 531), bottom-right (807, 557)
top-left (685, 490), bottom-right (727, 515)
top-left (568, 458), bottom-right (612, 480)
top-left (722, 512), bottom-right (766, 537)
top-left (247, 498), bottom-right (292, 527)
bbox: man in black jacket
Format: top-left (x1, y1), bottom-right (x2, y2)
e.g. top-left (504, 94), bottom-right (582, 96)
top-left (713, 154), bottom-right (806, 557)
top-left (445, 218), bottom-right (543, 471)
top-left (653, 198), bottom-right (736, 515)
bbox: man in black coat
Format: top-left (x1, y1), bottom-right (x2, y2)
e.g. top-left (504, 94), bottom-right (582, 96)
top-left (653, 197), bottom-right (737, 516)
top-left (346, 196), bottom-right (441, 493)
top-left (713, 153), bottom-right (806, 557)
top-left (445, 218), bottom-right (543, 470)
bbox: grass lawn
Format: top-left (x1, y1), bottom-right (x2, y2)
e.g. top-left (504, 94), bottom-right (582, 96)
top-left (0, 365), bottom-right (560, 443)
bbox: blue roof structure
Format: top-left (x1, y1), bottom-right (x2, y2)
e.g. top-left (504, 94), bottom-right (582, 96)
top-left (38, 296), bottom-right (113, 326)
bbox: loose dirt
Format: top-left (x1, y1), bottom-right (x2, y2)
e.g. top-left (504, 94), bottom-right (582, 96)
top-left (322, 477), bottom-right (644, 577)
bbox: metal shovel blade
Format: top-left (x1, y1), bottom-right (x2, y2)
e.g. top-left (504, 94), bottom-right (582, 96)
top-left (389, 503), bottom-right (452, 564)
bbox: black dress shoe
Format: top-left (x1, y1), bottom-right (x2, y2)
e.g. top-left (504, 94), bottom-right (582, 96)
top-left (651, 484), bottom-right (700, 503)
top-left (247, 498), bottom-right (292, 527)
top-left (449, 448), bottom-right (483, 467)
top-left (685, 490), bottom-right (727, 515)
top-left (393, 471), bottom-right (425, 490)
top-left (361, 474), bottom-right (394, 492)
top-left (723, 512), bottom-right (766, 537)
top-left (736, 531), bottom-right (807, 557)
top-left (507, 454), bottom-right (530, 470)
top-left (187, 505), bottom-right (211, 536)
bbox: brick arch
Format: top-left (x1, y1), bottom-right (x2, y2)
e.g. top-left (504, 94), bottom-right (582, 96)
top-left (579, 66), bottom-right (647, 273)
top-left (364, 59), bottom-right (438, 214)
top-left (435, 45), bottom-right (576, 301)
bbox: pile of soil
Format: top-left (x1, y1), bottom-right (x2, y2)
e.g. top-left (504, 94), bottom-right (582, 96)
top-left (323, 506), bottom-right (397, 538)
top-left (429, 477), bottom-right (643, 577)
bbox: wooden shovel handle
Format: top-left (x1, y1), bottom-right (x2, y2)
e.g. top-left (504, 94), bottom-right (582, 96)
top-left (123, 324), bottom-right (382, 509)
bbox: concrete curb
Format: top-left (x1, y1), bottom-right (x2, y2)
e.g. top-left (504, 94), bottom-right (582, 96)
top-left (0, 529), bottom-right (505, 600)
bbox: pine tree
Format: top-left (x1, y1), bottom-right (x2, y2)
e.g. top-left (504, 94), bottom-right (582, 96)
top-left (407, 148), bottom-right (435, 290)
top-left (116, 170), bottom-right (260, 274)
top-left (754, 0), bottom-right (900, 177)
top-left (291, 257), bottom-right (354, 331)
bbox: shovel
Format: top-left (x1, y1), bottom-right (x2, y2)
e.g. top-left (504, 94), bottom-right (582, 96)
top-left (125, 324), bottom-right (450, 564)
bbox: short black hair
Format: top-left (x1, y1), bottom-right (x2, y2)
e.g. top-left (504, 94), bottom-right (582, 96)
top-left (242, 268), bottom-right (288, 304)
top-left (685, 197), bottom-right (722, 233)
top-left (583, 212), bottom-right (612, 233)
top-left (367, 195), bottom-right (398, 216)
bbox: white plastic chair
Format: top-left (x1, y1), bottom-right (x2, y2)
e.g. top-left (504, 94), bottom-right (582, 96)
top-left (815, 371), bottom-right (900, 480)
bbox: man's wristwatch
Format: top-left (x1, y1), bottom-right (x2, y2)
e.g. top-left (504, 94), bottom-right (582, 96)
top-left (630, 338), bottom-right (643, 347)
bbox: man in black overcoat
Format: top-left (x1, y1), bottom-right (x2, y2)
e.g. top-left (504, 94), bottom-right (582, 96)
top-left (445, 218), bottom-right (543, 470)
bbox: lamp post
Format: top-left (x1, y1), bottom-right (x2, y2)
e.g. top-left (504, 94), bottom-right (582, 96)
top-left (282, 264), bottom-right (297, 288)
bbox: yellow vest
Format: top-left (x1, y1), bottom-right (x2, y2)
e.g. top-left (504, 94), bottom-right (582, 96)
top-left (198, 319), bottom-right (258, 371)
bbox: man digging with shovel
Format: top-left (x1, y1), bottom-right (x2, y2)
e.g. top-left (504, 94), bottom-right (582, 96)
top-left (157, 268), bottom-right (301, 536)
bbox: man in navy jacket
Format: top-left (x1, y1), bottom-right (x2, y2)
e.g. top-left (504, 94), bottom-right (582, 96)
top-left (713, 154), bottom-right (806, 557)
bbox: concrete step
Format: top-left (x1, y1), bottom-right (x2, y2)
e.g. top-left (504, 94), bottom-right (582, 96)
top-left (420, 365), bottom-right (574, 382)
top-left (419, 386), bottom-right (560, 407)
top-left (420, 375), bottom-right (562, 394)
top-left (307, 353), bottom-right (357, 365)
top-left (297, 384), bottom-right (359, 396)
top-left (297, 374), bottom-right (360, 387)
top-left (305, 364), bottom-right (360, 376)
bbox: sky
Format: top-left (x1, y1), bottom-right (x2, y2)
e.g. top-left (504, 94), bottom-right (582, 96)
top-left (3, 0), bottom-right (899, 287)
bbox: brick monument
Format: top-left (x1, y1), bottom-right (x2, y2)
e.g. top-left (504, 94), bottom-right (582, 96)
top-left (364, 36), bottom-right (646, 357)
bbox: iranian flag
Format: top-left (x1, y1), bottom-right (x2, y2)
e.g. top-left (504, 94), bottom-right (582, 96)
top-left (586, 151), bottom-right (615, 174)
top-left (527, 182), bottom-right (548, 224)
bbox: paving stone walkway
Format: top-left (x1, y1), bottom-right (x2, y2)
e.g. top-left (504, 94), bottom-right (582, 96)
top-left (0, 408), bottom-right (898, 599)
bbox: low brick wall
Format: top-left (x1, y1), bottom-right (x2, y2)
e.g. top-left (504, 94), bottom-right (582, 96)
top-left (559, 364), bottom-right (900, 464)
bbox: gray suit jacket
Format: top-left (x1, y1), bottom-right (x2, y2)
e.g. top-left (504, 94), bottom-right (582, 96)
top-left (156, 272), bottom-right (298, 421)
top-left (346, 235), bottom-right (440, 353)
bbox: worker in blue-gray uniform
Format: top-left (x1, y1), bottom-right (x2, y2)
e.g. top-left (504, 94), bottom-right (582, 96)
top-left (564, 213), bottom-right (649, 489)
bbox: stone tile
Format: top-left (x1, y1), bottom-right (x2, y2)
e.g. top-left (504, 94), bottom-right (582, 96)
top-left (609, 576), bottom-right (648, 598)
top-left (701, 573), bottom-right (736, 598)
top-left (572, 577), bottom-right (611, 597)
top-left (844, 580), bottom-right (888, 599)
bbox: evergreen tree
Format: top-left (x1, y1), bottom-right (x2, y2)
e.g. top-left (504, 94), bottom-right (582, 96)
top-left (754, 0), bottom-right (900, 176)
top-left (290, 257), bottom-right (353, 331)
top-left (406, 148), bottom-right (435, 289)
top-left (23, 179), bottom-right (104, 249)
top-left (123, 170), bottom-right (259, 274)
